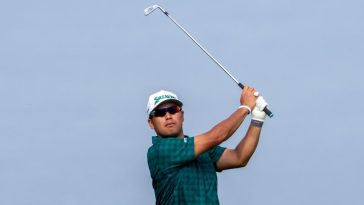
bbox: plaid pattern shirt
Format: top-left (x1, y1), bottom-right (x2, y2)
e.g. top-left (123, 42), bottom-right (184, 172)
top-left (147, 135), bottom-right (226, 205)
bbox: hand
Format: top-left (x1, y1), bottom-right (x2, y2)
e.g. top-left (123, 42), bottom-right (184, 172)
top-left (252, 96), bottom-right (268, 122)
top-left (240, 86), bottom-right (257, 111)
top-left (252, 107), bottom-right (267, 122)
top-left (255, 96), bottom-right (268, 111)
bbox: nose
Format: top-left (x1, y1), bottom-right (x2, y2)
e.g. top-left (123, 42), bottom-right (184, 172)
top-left (165, 111), bottom-right (172, 119)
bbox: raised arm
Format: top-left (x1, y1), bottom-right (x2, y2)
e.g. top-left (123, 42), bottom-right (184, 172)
top-left (215, 96), bottom-right (268, 170)
top-left (193, 86), bottom-right (257, 157)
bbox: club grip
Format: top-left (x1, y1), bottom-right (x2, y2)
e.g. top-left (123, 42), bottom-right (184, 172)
top-left (238, 82), bottom-right (274, 118)
top-left (238, 82), bottom-right (244, 89)
top-left (263, 106), bottom-right (274, 118)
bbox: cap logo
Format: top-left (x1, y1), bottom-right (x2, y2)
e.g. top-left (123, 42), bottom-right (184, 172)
top-left (154, 95), bottom-right (176, 105)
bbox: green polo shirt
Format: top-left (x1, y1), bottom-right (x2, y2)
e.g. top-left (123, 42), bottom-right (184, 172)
top-left (147, 135), bottom-right (226, 205)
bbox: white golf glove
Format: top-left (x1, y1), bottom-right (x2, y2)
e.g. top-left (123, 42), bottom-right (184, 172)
top-left (252, 96), bottom-right (268, 122)
top-left (252, 107), bottom-right (267, 122)
top-left (255, 96), bottom-right (268, 111)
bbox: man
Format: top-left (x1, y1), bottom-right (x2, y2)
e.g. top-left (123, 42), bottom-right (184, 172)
top-left (146, 87), bottom-right (268, 205)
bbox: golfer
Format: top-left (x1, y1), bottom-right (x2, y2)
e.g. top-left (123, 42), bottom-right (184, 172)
top-left (146, 86), bottom-right (268, 205)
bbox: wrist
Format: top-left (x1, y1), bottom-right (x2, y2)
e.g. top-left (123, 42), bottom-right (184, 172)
top-left (250, 119), bottom-right (264, 128)
top-left (238, 105), bottom-right (251, 114)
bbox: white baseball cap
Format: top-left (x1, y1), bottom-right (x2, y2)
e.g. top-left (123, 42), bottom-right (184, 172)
top-left (147, 90), bottom-right (183, 115)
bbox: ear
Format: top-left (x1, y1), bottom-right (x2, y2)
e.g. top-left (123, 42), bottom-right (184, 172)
top-left (147, 119), bottom-right (155, 129)
top-left (181, 110), bottom-right (185, 122)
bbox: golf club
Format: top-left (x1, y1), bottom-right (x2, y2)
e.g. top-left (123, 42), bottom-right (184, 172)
top-left (144, 5), bottom-right (273, 117)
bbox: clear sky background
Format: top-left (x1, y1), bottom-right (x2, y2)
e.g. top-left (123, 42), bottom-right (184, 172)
top-left (1, 0), bottom-right (363, 204)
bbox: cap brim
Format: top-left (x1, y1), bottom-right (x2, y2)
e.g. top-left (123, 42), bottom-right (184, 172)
top-left (156, 99), bottom-right (183, 108)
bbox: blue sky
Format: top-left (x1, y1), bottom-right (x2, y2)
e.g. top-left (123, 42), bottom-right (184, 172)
top-left (1, 0), bottom-right (363, 204)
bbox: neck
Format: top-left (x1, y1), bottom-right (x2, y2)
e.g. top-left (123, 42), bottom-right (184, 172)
top-left (156, 129), bottom-right (185, 139)
top-left (158, 131), bottom-right (185, 139)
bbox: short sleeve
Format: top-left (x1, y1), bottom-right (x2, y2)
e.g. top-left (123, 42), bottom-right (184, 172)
top-left (208, 145), bottom-right (226, 163)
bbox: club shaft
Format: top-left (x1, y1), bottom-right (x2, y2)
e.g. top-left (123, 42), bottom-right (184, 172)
top-left (162, 11), bottom-right (241, 86)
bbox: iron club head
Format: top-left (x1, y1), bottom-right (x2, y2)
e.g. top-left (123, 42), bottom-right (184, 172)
top-left (144, 5), bottom-right (160, 16)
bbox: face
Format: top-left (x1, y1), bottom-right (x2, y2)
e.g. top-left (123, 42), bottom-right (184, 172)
top-left (147, 102), bottom-right (184, 138)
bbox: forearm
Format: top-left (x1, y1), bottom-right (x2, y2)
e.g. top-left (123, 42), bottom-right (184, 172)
top-left (208, 108), bottom-right (249, 143)
top-left (234, 120), bottom-right (263, 166)
top-left (194, 108), bottom-right (249, 157)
